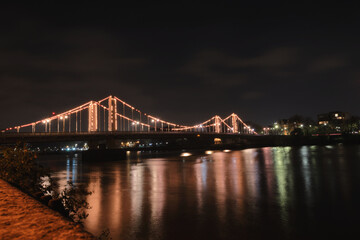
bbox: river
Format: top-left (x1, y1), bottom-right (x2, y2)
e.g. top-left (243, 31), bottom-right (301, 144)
top-left (39, 145), bottom-right (360, 239)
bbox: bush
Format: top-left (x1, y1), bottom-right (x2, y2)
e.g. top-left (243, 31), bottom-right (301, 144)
top-left (57, 181), bottom-right (92, 223)
top-left (0, 143), bottom-right (91, 223)
top-left (0, 143), bottom-right (50, 194)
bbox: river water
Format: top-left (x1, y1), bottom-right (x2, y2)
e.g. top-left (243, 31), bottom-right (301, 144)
top-left (40, 145), bottom-right (360, 239)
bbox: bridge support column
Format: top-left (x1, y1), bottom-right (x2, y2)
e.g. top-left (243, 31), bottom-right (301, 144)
top-left (108, 96), bottom-right (117, 131)
top-left (32, 123), bottom-right (35, 133)
top-left (88, 101), bottom-right (98, 132)
top-left (215, 116), bottom-right (221, 133)
top-left (231, 113), bottom-right (238, 133)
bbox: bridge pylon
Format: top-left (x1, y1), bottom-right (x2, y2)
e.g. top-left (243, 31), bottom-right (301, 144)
top-left (231, 113), bottom-right (238, 133)
top-left (88, 101), bottom-right (98, 132)
top-left (108, 96), bottom-right (117, 131)
top-left (215, 115), bottom-right (221, 133)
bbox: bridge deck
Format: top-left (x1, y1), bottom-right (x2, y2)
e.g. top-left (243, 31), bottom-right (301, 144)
top-left (0, 132), bottom-right (256, 144)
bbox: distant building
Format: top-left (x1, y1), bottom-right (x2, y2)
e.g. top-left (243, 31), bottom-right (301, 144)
top-left (277, 119), bottom-right (290, 135)
top-left (274, 119), bottom-right (304, 135)
top-left (317, 111), bottom-right (350, 128)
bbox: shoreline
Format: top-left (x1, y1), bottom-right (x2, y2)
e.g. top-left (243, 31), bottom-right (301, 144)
top-left (33, 134), bottom-right (360, 159)
top-left (0, 179), bottom-right (95, 240)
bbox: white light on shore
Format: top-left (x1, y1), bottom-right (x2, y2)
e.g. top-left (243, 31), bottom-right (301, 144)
top-left (180, 152), bottom-right (192, 157)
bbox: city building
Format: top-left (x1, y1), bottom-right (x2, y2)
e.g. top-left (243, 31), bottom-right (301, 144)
top-left (317, 111), bottom-right (350, 129)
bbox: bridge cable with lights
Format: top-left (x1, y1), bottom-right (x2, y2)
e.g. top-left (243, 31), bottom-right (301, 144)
top-left (1, 95), bottom-right (257, 134)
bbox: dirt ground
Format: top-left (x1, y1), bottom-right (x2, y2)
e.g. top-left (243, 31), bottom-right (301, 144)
top-left (0, 179), bottom-right (95, 240)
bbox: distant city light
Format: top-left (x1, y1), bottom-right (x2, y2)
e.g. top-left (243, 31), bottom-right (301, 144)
top-left (180, 152), bottom-right (192, 157)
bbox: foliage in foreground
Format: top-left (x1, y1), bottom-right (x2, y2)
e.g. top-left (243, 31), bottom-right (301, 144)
top-left (57, 181), bottom-right (92, 223)
top-left (98, 228), bottom-right (112, 240)
top-left (0, 143), bottom-right (49, 193)
top-left (0, 143), bottom-right (91, 223)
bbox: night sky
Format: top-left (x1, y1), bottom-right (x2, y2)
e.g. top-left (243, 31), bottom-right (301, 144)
top-left (1, 3), bottom-right (360, 129)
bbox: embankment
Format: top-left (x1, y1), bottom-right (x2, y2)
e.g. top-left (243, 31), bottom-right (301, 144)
top-left (0, 179), bottom-right (95, 240)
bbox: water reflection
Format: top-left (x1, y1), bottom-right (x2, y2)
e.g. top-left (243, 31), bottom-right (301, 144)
top-left (41, 145), bottom-right (360, 239)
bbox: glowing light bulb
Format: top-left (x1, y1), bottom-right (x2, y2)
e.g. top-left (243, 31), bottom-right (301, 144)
top-left (180, 152), bottom-right (192, 157)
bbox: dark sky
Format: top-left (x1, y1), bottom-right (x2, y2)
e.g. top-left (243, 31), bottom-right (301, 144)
top-left (1, 3), bottom-right (360, 129)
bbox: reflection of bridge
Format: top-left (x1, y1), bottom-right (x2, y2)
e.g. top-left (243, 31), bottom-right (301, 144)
top-left (1, 95), bottom-right (256, 135)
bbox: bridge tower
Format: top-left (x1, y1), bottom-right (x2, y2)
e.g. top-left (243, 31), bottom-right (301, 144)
top-left (215, 116), bottom-right (221, 133)
top-left (108, 96), bottom-right (118, 131)
top-left (231, 113), bottom-right (238, 133)
top-left (88, 101), bottom-right (98, 132)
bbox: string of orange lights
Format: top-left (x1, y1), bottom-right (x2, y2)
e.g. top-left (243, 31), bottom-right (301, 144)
top-left (1, 95), bottom-right (257, 135)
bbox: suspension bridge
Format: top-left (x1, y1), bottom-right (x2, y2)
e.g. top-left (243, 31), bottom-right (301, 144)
top-left (0, 95), bottom-right (258, 149)
top-left (1, 95), bottom-right (256, 135)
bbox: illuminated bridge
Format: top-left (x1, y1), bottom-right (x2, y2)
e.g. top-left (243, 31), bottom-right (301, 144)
top-left (0, 95), bottom-right (259, 149)
top-left (1, 95), bottom-right (256, 135)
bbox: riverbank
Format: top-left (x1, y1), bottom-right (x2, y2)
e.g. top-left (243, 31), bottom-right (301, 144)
top-left (0, 179), bottom-right (95, 240)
